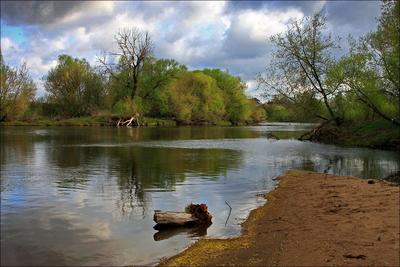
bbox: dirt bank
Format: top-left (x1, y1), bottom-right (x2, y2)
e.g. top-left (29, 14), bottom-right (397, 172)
top-left (161, 170), bottom-right (399, 266)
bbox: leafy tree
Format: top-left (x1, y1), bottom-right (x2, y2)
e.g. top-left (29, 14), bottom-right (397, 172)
top-left (138, 58), bottom-right (187, 116)
top-left (167, 72), bottom-right (225, 124)
top-left (366, 0), bottom-right (399, 101)
top-left (259, 12), bottom-right (343, 125)
top-left (249, 99), bottom-right (266, 123)
top-left (201, 69), bottom-right (251, 124)
top-left (0, 54), bottom-right (36, 121)
top-left (325, 1), bottom-right (400, 126)
top-left (45, 55), bottom-right (105, 117)
top-left (327, 53), bottom-right (399, 125)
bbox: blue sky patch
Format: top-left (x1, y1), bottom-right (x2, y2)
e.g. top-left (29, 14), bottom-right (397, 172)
top-left (1, 21), bottom-right (27, 45)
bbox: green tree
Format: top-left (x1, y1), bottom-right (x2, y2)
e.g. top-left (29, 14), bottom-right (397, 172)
top-left (167, 72), bottom-right (225, 124)
top-left (327, 53), bottom-right (399, 125)
top-left (259, 12), bottom-right (343, 125)
top-left (201, 69), bottom-right (251, 124)
top-left (325, 1), bottom-right (400, 126)
top-left (249, 98), bottom-right (266, 123)
top-left (0, 54), bottom-right (36, 121)
top-left (45, 54), bottom-right (105, 117)
top-left (138, 58), bottom-right (187, 116)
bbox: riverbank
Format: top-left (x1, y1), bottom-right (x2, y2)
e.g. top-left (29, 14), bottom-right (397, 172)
top-left (0, 116), bottom-right (246, 127)
top-left (0, 116), bottom-right (177, 127)
top-left (161, 170), bottom-right (399, 266)
top-left (303, 119), bottom-right (400, 151)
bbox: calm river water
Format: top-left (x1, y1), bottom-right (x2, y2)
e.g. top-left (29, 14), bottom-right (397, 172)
top-left (1, 123), bottom-right (399, 266)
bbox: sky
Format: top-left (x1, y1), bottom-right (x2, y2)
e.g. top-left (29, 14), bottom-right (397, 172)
top-left (1, 1), bottom-right (382, 97)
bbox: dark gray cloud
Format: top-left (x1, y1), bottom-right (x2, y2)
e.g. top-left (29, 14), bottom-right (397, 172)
top-left (226, 1), bottom-right (323, 15)
top-left (326, 1), bottom-right (380, 36)
top-left (0, 1), bottom-right (85, 25)
top-left (225, 1), bottom-right (267, 12)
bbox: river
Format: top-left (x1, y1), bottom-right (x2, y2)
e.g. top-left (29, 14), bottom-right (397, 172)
top-left (1, 123), bottom-right (399, 266)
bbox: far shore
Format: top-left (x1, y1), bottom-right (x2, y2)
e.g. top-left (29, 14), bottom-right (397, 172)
top-left (161, 170), bottom-right (400, 266)
top-left (1, 118), bottom-right (398, 151)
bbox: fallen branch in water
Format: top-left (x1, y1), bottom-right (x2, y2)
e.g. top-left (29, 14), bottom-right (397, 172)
top-left (224, 201), bottom-right (232, 226)
top-left (298, 119), bottom-right (333, 141)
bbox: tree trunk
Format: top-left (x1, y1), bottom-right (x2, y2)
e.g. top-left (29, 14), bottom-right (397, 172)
top-left (153, 210), bottom-right (198, 226)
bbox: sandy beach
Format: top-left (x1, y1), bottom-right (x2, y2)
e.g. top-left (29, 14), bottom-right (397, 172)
top-left (161, 170), bottom-right (400, 266)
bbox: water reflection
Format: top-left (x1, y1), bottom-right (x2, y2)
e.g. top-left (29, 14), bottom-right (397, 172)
top-left (1, 125), bottom-right (399, 266)
top-left (153, 225), bottom-right (208, 241)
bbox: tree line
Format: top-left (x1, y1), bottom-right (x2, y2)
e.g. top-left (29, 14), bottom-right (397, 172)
top-left (2, 1), bottom-right (397, 127)
top-left (260, 0), bottom-right (399, 127)
top-left (0, 28), bottom-right (265, 125)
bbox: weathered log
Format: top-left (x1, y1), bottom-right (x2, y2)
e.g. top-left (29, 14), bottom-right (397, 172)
top-left (153, 203), bottom-right (213, 228)
top-left (153, 210), bottom-right (198, 226)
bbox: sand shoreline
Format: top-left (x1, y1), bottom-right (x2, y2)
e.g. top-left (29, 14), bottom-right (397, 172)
top-left (161, 170), bottom-right (400, 266)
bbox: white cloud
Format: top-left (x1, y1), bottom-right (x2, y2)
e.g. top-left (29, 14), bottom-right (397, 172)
top-left (236, 9), bottom-right (303, 42)
top-left (221, 8), bottom-right (304, 60)
top-left (1, 1), bottom-right (381, 97)
top-left (25, 56), bottom-right (57, 74)
top-left (1, 37), bottom-right (17, 53)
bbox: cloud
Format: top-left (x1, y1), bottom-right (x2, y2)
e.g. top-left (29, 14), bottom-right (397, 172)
top-left (0, 1), bottom-right (115, 27)
top-left (0, 1), bottom-right (382, 98)
top-left (1, 37), bottom-right (18, 54)
top-left (222, 8), bottom-right (303, 59)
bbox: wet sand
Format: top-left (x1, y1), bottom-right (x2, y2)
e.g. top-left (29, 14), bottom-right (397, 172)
top-left (161, 170), bottom-right (399, 266)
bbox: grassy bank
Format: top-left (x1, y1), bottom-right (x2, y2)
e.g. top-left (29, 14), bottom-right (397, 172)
top-left (0, 116), bottom-right (243, 127)
top-left (161, 170), bottom-right (399, 266)
top-left (0, 116), bottom-right (177, 127)
top-left (306, 120), bottom-right (400, 150)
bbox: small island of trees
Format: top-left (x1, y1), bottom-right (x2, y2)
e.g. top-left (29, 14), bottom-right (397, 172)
top-left (0, 27), bottom-right (265, 126)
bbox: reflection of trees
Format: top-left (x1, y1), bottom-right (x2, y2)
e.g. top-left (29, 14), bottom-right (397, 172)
top-left (0, 129), bottom-right (34, 166)
top-left (295, 153), bottom-right (399, 180)
top-left (110, 146), bottom-right (242, 191)
top-left (41, 129), bottom-right (243, 217)
top-left (117, 171), bottom-right (146, 218)
top-left (109, 146), bottom-right (242, 217)
top-left (1, 129), bottom-right (35, 192)
top-left (117, 126), bottom-right (262, 141)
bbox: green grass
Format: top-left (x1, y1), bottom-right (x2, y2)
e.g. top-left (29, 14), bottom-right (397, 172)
top-left (1, 116), bottom-right (111, 127)
top-left (142, 117), bottom-right (177, 127)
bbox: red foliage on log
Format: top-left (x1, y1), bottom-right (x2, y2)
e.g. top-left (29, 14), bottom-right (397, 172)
top-left (187, 203), bottom-right (212, 225)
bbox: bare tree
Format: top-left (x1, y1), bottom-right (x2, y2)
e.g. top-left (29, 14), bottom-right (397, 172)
top-left (98, 28), bottom-right (153, 99)
top-left (258, 12), bottom-right (343, 125)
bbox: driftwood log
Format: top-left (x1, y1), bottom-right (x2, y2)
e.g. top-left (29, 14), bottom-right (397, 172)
top-left (109, 113), bottom-right (141, 127)
top-left (153, 204), bottom-right (212, 228)
top-left (154, 211), bottom-right (198, 226)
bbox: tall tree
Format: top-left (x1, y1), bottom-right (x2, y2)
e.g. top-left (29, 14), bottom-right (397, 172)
top-left (45, 55), bottom-right (104, 117)
top-left (0, 53), bottom-right (36, 121)
top-left (138, 58), bottom-right (187, 116)
top-left (259, 12), bottom-right (343, 125)
top-left (325, 1), bottom-right (400, 126)
top-left (99, 28), bottom-right (153, 100)
top-left (202, 69), bottom-right (251, 124)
